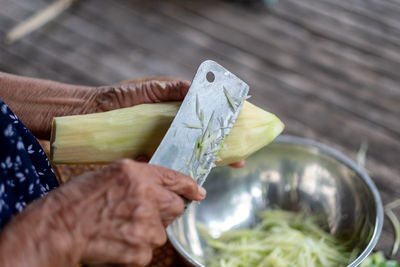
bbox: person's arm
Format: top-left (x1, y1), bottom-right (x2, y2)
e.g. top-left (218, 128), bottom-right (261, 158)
top-left (0, 159), bottom-right (206, 267)
top-left (0, 199), bottom-right (79, 267)
top-left (0, 72), bottom-right (99, 140)
top-left (0, 72), bottom-right (190, 140)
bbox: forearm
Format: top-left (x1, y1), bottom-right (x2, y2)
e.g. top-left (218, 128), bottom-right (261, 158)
top-left (0, 197), bottom-right (80, 267)
top-left (0, 72), bottom-right (97, 139)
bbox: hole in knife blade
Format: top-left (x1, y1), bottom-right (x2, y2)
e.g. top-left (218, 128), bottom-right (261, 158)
top-left (206, 71), bottom-right (215, 83)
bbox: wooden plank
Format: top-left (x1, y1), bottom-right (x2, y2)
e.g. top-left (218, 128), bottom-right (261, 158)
top-left (151, 0), bottom-right (400, 104)
top-left (272, 2), bottom-right (400, 62)
top-left (0, 10), bottom-right (103, 83)
top-left (285, 0), bottom-right (400, 48)
top-left (137, 1), bottom-right (400, 135)
top-left (0, 0), bottom-right (189, 84)
top-left (0, 47), bottom-right (93, 83)
top-left (326, 0), bottom-right (400, 28)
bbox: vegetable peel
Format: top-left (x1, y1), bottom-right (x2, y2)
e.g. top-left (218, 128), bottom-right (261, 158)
top-left (50, 101), bottom-right (284, 166)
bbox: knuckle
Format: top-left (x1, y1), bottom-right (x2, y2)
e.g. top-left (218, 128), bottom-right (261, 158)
top-left (132, 199), bottom-right (159, 222)
top-left (110, 158), bottom-right (135, 176)
top-left (134, 182), bottom-right (155, 199)
top-left (131, 225), bottom-right (148, 241)
top-left (117, 158), bottom-right (135, 171)
top-left (95, 86), bottom-right (117, 111)
top-left (133, 199), bottom-right (152, 216)
top-left (123, 223), bottom-right (153, 247)
top-left (108, 159), bottom-right (138, 186)
top-left (161, 169), bottom-right (178, 186)
top-left (170, 196), bottom-right (185, 217)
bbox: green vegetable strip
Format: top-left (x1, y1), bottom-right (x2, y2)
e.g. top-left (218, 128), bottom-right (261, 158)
top-left (196, 94), bottom-right (200, 119)
top-left (199, 209), bottom-right (356, 267)
top-left (385, 199), bottom-right (400, 256)
top-left (386, 207), bottom-right (400, 256)
top-left (386, 199), bottom-right (400, 211)
top-left (184, 123), bottom-right (202, 129)
top-left (223, 87), bottom-right (237, 111)
top-left (360, 251), bottom-right (400, 267)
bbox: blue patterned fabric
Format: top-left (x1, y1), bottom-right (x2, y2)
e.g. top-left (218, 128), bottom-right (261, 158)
top-left (0, 98), bottom-right (59, 229)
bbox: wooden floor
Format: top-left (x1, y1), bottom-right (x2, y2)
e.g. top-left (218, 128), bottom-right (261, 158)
top-left (1, 0), bottom-right (400, 263)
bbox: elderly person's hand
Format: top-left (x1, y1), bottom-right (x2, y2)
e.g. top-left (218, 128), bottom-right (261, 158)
top-left (0, 72), bottom-right (190, 140)
top-left (93, 78), bottom-right (190, 112)
top-left (0, 159), bottom-right (205, 267)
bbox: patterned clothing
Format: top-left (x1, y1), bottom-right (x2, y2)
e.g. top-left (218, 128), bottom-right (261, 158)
top-left (0, 98), bottom-right (58, 229)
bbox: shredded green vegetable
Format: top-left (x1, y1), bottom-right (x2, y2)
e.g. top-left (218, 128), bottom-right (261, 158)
top-left (199, 209), bottom-right (356, 267)
top-left (184, 123), bottom-right (203, 129)
top-left (224, 87), bottom-right (237, 111)
top-left (196, 94), bottom-right (201, 118)
top-left (355, 142), bottom-right (400, 257)
top-left (360, 252), bottom-right (399, 267)
top-left (385, 200), bottom-right (400, 256)
top-left (357, 141), bottom-right (368, 169)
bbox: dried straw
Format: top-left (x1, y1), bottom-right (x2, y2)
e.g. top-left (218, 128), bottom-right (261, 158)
top-left (5, 0), bottom-right (77, 44)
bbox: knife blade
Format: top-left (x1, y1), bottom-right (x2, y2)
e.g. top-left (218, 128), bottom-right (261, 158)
top-left (149, 60), bottom-right (249, 187)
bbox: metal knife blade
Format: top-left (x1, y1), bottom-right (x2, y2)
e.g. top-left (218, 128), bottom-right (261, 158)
top-left (149, 60), bottom-right (249, 187)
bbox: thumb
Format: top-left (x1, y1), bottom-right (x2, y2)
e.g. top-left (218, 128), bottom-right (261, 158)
top-left (95, 78), bottom-right (191, 111)
top-left (138, 79), bottom-right (191, 103)
top-left (120, 77), bottom-right (191, 103)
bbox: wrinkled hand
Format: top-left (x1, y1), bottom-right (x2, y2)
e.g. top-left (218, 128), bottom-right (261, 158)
top-left (89, 78), bottom-right (191, 113)
top-left (0, 73), bottom-right (191, 139)
top-left (0, 159), bottom-right (205, 267)
top-left (76, 159), bottom-right (205, 265)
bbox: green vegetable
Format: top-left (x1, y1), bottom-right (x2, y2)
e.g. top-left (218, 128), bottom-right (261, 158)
top-left (360, 252), bottom-right (399, 267)
top-left (199, 209), bottom-right (356, 267)
top-left (184, 123), bottom-right (202, 129)
top-left (357, 141), bottom-right (368, 169)
top-left (385, 200), bottom-right (400, 256)
top-left (50, 101), bottom-right (284, 166)
top-left (356, 142), bottom-right (400, 257)
top-left (224, 87), bottom-right (237, 111)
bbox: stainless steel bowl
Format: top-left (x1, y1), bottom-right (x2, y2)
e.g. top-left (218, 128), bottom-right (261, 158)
top-left (167, 135), bottom-right (383, 267)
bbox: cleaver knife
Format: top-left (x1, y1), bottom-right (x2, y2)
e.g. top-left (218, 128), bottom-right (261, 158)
top-left (149, 60), bottom-right (249, 188)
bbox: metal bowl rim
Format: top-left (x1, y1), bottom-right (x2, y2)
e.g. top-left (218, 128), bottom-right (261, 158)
top-left (167, 135), bottom-right (384, 267)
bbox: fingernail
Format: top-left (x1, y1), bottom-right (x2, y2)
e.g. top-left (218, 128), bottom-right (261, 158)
top-left (198, 186), bottom-right (207, 198)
